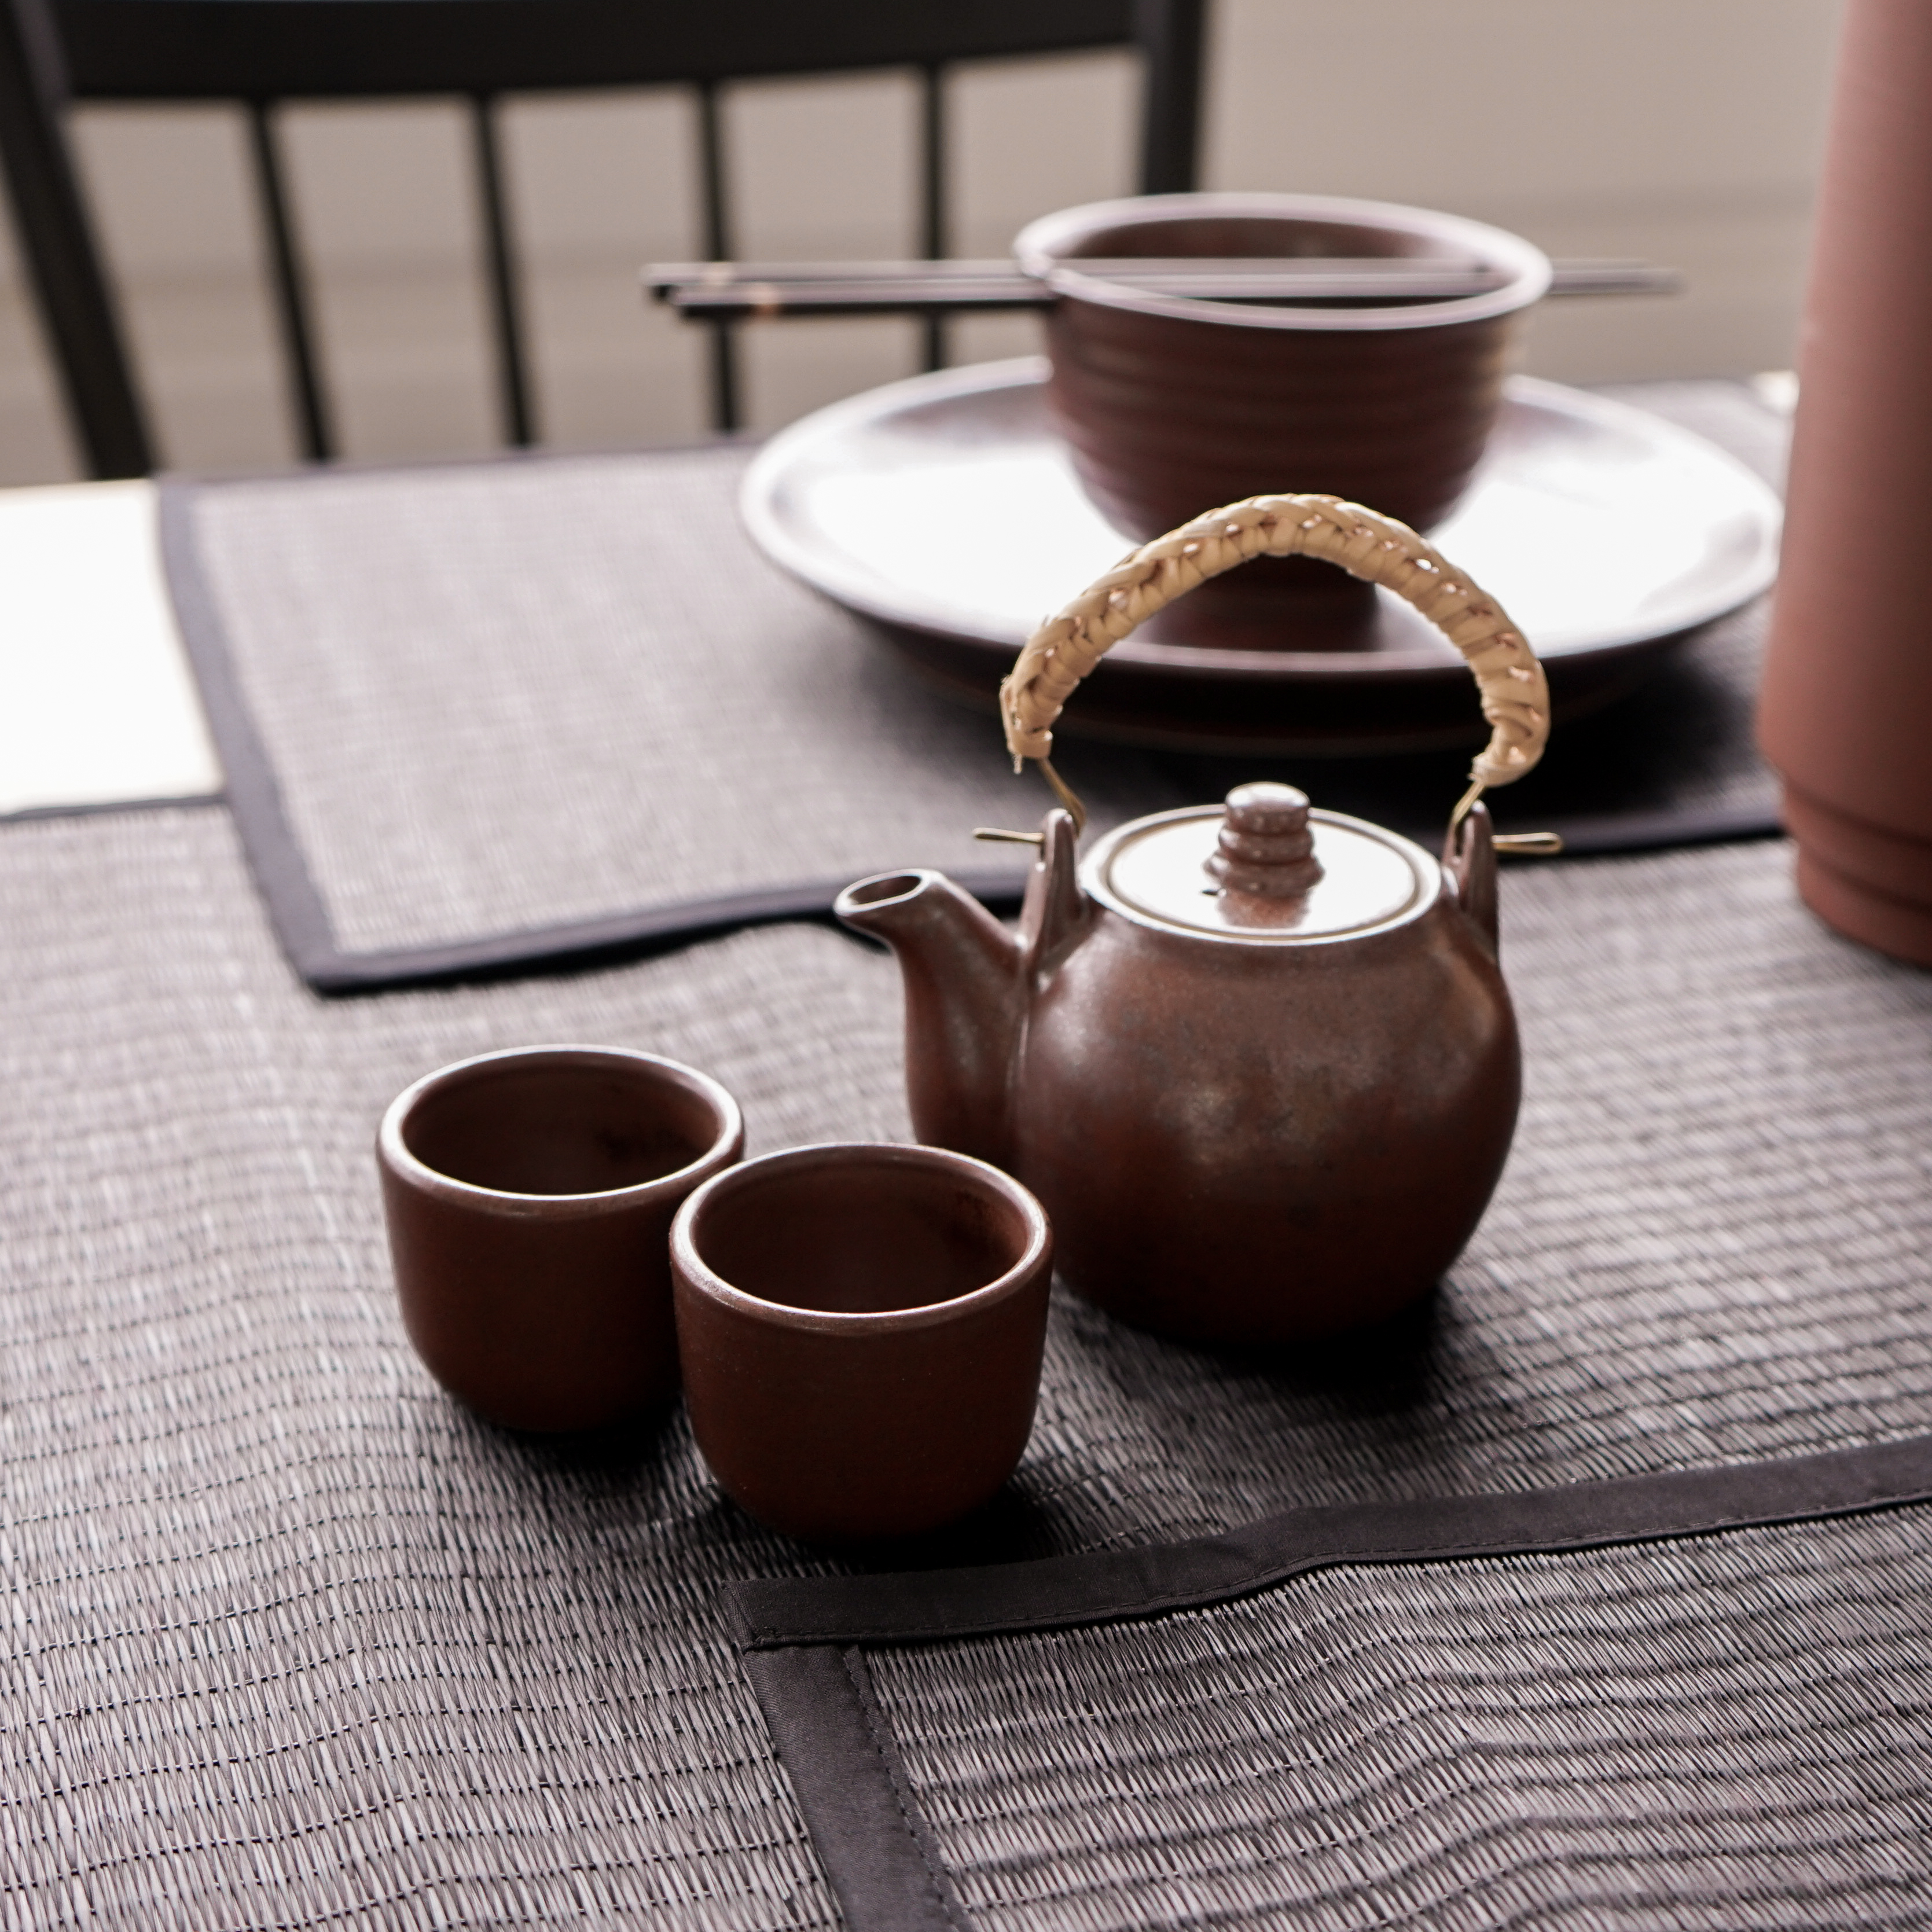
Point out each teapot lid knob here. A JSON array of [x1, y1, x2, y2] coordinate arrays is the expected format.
[[1204, 783, 1325, 899]]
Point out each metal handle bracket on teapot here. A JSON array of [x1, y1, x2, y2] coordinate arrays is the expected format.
[[994, 493, 1558, 849]]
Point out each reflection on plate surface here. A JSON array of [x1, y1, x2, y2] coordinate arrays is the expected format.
[[741, 359, 1781, 752]]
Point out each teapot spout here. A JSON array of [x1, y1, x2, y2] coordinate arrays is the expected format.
[[835, 870, 1025, 1166]]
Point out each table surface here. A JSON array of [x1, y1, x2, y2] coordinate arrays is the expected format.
[[9, 388, 1931, 1932], [0, 373, 1795, 828], [0, 480, 220, 817]]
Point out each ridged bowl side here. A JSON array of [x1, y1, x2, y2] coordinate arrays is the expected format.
[[1019, 195, 1549, 545]]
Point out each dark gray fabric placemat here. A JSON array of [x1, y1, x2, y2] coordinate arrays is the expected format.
[[1172, 379, 1789, 847], [869, 1505, 1932, 1930], [159, 449, 1191, 988], [733, 1439, 1932, 1930], [160, 381, 1788, 991], [5, 803, 1927, 1924]]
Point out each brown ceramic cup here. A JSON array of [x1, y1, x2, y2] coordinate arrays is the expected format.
[[379, 1046, 743, 1432], [671, 1143, 1052, 1543], [1016, 192, 1548, 640]]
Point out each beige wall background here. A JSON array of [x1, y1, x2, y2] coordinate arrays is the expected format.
[[0, 0, 1842, 485]]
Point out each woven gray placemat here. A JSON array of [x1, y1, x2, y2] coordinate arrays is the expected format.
[[1167, 379, 1786, 847], [870, 1506, 1932, 1930], [162, 446, 1189, 985], [4, 806, 1927, 1924], [159, 381, 1787, 990], [730, 1438, 1932, 1930]]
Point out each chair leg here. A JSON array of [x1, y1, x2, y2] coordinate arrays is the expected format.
[[0, 0, 152, 476], [246, 100, 333, 462], [471, 94, 535, 447]]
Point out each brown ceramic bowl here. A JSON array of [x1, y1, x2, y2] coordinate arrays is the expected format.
[[671, 1143, 1052, 1544], [379, 1046, 743, 1432], [1016, 192, 1549, 631]]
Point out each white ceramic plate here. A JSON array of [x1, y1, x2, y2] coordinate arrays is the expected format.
[[741, 359, 1782, 751]]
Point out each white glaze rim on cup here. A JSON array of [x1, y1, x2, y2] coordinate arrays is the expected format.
[[671, 1141, 1052, 1336], [379, 1045, 743, 1217], [1016, 189, 1552, 333]]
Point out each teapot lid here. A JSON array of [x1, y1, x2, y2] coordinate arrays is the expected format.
[[1085, 783, 1437, 945]]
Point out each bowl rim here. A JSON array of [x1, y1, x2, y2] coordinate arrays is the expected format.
[[1014, 190, 1551, 332]]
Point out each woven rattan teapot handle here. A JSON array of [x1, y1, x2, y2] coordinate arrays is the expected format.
[[999, 493, 1551, 829]]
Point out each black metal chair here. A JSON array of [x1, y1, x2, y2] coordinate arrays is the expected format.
[[0, 0, 1206, 477]]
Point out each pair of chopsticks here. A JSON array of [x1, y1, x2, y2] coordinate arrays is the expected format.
[[646, 256, 1681, 321]]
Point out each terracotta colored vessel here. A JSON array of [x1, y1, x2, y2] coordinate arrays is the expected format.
[[1757, 0, 1932, 965], [671, 1144, 1052, 1542], [838, 789, 1518, 1345], [379, 1046, 742, 1431], [1016, 192, 1549, 637]]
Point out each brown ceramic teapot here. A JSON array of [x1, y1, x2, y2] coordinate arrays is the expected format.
[[838, 494, 1554, 1345]]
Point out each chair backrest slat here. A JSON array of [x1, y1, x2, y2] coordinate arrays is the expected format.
[[469, 93, 534, 446], [1135, 0, 1206, 194], [918, 60, 947, 374], [245, 98, 333, 461], [0, 0, 150, 474], [4, 0, 1204, 471], [693, 76, 740, 433]]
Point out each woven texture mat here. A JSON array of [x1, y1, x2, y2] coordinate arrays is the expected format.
[[160, 382, 1786, 991], [5, 806, 1927, 1926], [1216, 379, 1788, 846], [866, 1505, 1932, 1929], [160, 450, 1185, 989]]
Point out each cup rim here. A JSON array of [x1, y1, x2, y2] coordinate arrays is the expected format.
[[671, 1141, 1052, 1335], [378, 1044, 744, 1214], [1014, 190, 1552, 333]]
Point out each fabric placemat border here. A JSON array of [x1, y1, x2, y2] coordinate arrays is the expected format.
[[732, 1434, 1932, 1932], [154, 462, 1780, 995]]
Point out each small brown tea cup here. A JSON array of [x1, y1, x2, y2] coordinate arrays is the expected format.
[[379, 1046, 743, 1431], [671, 1143, 1052, 1543]]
